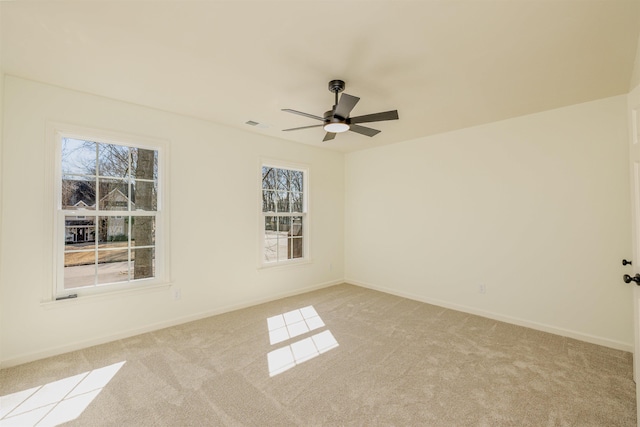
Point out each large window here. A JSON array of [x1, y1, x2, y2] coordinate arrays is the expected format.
[[261, 163, 308, 265], [55, 132, 164, 297]]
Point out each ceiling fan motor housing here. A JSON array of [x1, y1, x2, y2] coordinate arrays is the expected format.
[[328, 79, 345, 94], [324, 110, 349, 124]]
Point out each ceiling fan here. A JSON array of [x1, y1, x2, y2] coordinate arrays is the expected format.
[[282, 80, 399, 142]]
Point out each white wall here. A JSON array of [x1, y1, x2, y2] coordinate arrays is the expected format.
[[0, 75, 635, 365], [0, 5, 5, 365], [345, 95, 633, 350], [0, 76, 344, 367]]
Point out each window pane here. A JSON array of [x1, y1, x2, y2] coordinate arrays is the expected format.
[[98, 143, 130, 178], [289, 237, 303, 259], [277, 237, 289, 262], [278, 216, 291, 233], [277, 169, 290, 191], [97, 250, 129, 284], [276, 217, 292, 262], [277, 191, 289, 213], [292, 217, 303, 237], [264, 216, 278, 262], [263, 190, 276, 212], [62, 176, 96, 209], [98, 179, 130, 210], [65, 216, 96, 250], [62, 138, 96, 175], [264, 237, 278, 262], [132, 216, 155, 247], [98, 216, 129, 248], [133, 248, 155, 279], [290, 217, 303, 259], [291, 170, 303, 192], [265, 216, 277, 233], [291, 192, 303, 213], [133, 180, 157, 211], [262, 167, 276, 190], [131, 148, 158, 180], [64, 251, 95, 289]]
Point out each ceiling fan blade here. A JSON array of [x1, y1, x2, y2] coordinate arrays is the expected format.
[[334, 93, 360, 119], [349, 124, 381, 137], [281, 109, 324, 121], [323, 132, 336, 142], [349, 110, 399, 124], [282, 124, 324, 132]]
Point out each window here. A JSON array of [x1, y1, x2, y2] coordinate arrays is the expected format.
[[55, 131, 165, 298], [261, 163, 308, 265]]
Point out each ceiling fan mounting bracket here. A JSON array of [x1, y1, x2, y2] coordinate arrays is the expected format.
[[328, 79, 345, 94]]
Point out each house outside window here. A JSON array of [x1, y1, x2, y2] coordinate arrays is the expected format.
[[54, 130, 165, 298], [261, 162, 308, 265]]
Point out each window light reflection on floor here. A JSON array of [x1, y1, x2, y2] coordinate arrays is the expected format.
[[266, 305, 339, 377], [0, 361, 125, 427], [267, 305, 325, 345]]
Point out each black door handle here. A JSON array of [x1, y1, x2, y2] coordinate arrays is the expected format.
[[623, 274, 640, 284], [623, 259, 633, 266]]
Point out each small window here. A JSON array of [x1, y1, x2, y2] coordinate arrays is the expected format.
[[261, 163, 308, 265], [55, 132, 165, 298]]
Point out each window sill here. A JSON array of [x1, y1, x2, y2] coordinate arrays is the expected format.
[[40, 282, 173, 309], [258, 259, 313, 271]]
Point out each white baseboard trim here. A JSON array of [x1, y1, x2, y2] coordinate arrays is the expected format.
[[345, 278, 633, 353], [0, 279, 342, 369], [4, 277, 631, 368]]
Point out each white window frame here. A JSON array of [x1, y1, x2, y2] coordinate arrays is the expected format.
[[259, 160, 309, 267], [50, 124, 169, 299]]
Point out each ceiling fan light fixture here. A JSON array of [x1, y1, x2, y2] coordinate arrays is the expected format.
[[324, 122, 350, 133]]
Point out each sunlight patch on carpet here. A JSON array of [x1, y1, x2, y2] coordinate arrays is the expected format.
[[267, 305, 325, 345], [267, 306, 338, 377], [0, 361, 125, 426]]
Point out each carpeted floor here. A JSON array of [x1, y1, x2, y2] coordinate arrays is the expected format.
[[0, 284, 636, 426]]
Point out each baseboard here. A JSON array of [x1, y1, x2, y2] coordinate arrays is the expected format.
[[4, 277, 631, 368], [345, 278, 633, 353], [0, 279, 343, 369]]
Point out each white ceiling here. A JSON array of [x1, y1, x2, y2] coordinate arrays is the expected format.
[[2, 1, 639, 152]]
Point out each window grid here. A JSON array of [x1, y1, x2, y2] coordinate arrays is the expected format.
[[261, 165, 307, 265], [58, 137, 159, 295]]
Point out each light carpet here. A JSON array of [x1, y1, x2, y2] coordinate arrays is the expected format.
[[0, 284, 635, 426]]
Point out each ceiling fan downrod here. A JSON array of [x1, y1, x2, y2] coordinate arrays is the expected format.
[[328, 79, 345, 107]]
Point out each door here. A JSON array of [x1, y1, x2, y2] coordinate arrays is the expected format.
[[627, 91, 640, 426]]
